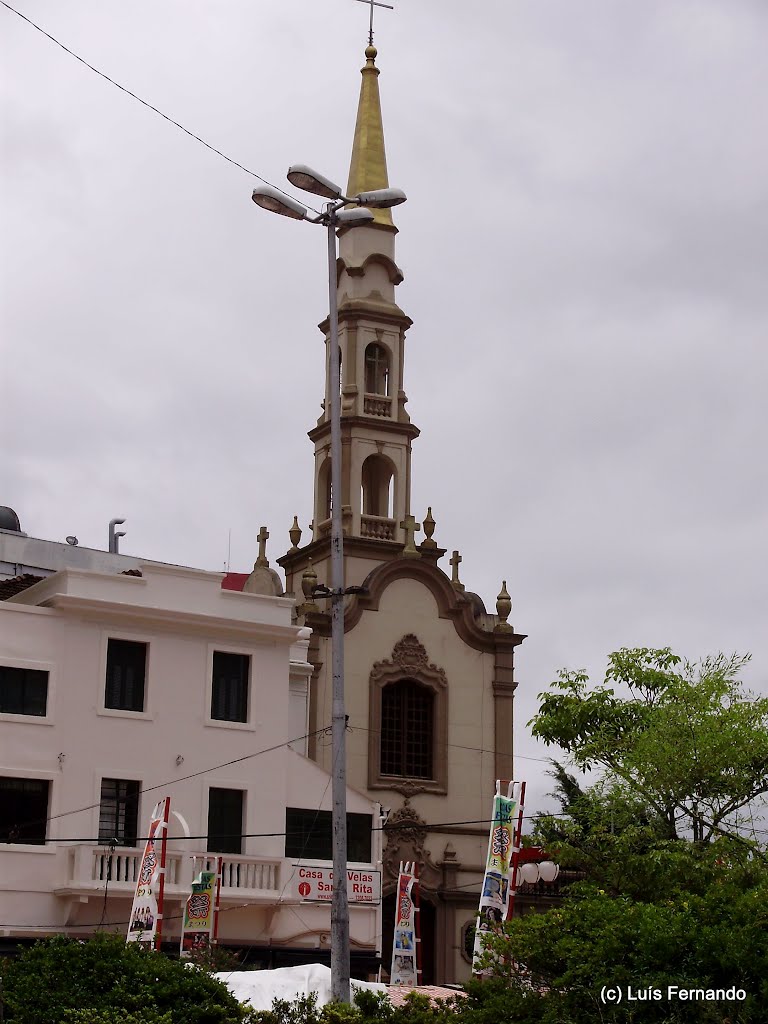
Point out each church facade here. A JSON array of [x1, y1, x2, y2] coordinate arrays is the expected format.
[[270, 43, 526, 984]]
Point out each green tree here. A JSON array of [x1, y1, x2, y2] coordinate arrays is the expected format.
[[465, 648, 768, 1022], [474, 871, 768, 1023], [531, 648, 768, 849], [0, 934, 250, 1024]]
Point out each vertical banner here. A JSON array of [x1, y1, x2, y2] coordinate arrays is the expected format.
[[126, 797, 170, 949], [472, 781, 522, 974], [390, 861, 419, 987], [507, 782, 527, 923], [180, 862, 219, 957]]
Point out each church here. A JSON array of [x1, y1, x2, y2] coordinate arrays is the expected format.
[[251, 39, 527, 984]]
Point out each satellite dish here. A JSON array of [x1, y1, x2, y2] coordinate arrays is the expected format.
[[65, 536, 79, 546]]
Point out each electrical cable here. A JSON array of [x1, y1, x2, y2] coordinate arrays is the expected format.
[[8, 725, 553, 837], [0, 0, 320, 213], [20, 812, 576, 848], [9, 726, 330, 836]]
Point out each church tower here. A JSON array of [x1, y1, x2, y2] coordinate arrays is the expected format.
[[281, 44, 419, 601], [277, 43, 526, 986]]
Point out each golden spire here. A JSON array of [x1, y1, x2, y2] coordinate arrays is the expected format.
[[345, 45, 394, 229]]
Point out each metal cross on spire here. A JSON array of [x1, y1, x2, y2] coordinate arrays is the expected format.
[[354, 0, 394, 46]]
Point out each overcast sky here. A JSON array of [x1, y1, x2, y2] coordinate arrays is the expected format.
[[2, 0, 767, 820]]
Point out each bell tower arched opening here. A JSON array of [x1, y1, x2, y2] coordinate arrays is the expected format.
[[365, 342, 390, 396], [318, 458, 332, 522], [361, 454, 394, 519]]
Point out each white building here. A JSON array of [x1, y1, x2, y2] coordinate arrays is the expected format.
[[0, 558, 381, 973]]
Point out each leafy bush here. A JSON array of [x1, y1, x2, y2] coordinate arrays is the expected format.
[[62, 1011, 174, 1024], [0, 934, 250, 1024]]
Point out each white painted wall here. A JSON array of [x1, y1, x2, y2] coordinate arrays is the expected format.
[[0, 563, 379, 963]]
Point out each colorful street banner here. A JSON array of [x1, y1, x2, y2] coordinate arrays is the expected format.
[[180, 860, 221, 957], [472, 781, 524, 973], [390, 861, 419, 987], [126, 797, 170, 949]]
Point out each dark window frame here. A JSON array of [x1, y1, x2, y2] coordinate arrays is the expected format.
[[0, 776, 50, 844], [99, 778, 141, 847], [380, 680, 434, 779], [210, 651, 250, 724], [0, 665, 49, 717], [207, 787, 244, 855], [284, 807, 373, 863], [104, 638, 147, 713]]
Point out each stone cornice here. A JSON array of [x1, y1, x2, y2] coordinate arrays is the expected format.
[[317, 301, 413, 335], [27, 594, 301, 643], [295, 557, 526, 653], [277, 533, 404, 575], [308, 416, 420, 445]]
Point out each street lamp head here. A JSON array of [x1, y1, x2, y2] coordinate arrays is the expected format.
[[287, 164, 344, 200], [335, 208, 375, 226], [251, 186, 308, 220], [353, 187, 407, 209]]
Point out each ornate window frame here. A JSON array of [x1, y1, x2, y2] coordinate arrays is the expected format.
[[368, 634, 448, 796]]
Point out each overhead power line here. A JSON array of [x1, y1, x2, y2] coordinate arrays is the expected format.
[[0, 0, 317, 211], [10, 727, 331, 836]]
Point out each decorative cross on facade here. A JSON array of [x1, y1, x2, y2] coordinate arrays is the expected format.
[[354, 0, 394, 46], [399, 514, 421, 558], [256, 525, 269, 566], [450, 549, 465, 591]]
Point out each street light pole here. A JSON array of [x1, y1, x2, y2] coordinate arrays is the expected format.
[[252, 171, 405, 1004], [325, 203, 350, 1003]]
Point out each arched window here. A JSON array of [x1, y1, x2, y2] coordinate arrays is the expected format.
[[318, 459, 332, 520], [368, 635, 448, 795], [361, 454, 393, 518], [365, 343, 390, 395], [380, 680, 434, 779]]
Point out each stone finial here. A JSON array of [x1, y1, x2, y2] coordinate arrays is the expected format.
[[289, 516, 302, 551], [420, 507, 437, 549], [450, 550, 464, 592], [399, 514, 421, 559], [301, 560, 318, 606], [495, 580, 513, 632]]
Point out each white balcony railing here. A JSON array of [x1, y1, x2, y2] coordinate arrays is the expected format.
[[57, 846, 283, 904]]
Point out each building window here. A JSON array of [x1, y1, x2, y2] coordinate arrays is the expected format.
[[0, 777, 50, 844], [285, 808, 372, 863], [0, 665, 48, 717], [381, 681, 434, 778], [207, 788, 244, 855], [368, 636, 448, 796], [105, 639, 147, 712], [99, 779, 140, 847], [211, 652, 249, 723], [365, 343, 390, 395]]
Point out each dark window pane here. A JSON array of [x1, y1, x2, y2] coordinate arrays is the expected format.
[[285, 808, 372, 862], [211, 652, 249, 723], [347, 813, 373, 863], [99, 778, 140, 846], [208, 787, 243, 854], [105, 640, 147, 712], [0, 666, 48, 716], [381, 681, 433, 779], [0, 777, 49, 844]]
